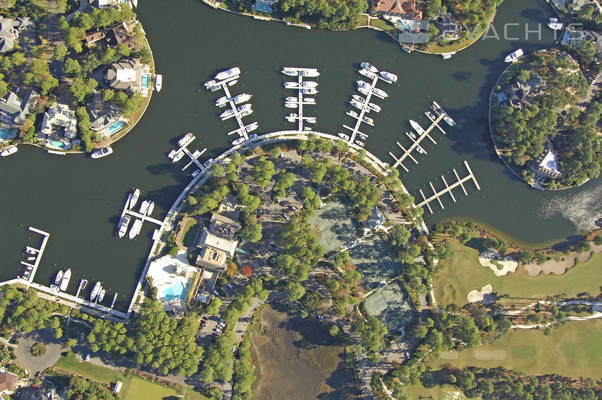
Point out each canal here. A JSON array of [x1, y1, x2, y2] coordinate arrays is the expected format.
[[0, 0, 599, 309]]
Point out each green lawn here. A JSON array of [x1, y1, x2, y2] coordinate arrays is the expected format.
[[182, 218, 200, 248], [434, 241, 602, 306], [122, 376, 180, 400], [54, 354, 126, 384], [433, 319, 602, 379], [404, 382, 470, 400]]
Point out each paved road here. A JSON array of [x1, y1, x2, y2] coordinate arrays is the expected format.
[[15, 329, 67, 377]]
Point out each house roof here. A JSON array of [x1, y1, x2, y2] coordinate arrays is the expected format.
[[197, 228, 238, 258], [0, 89, 37, 125], [0, 370, 18, 393], [106, 59, 145, 91], [372, 0, 422, 19], [0, 16, 33, 53]]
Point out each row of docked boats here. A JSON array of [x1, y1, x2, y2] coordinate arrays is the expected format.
[[89, 281, 105, 303], [204, 67, 241, 91], [216, 93, 252, 108], [51, 268, 72, 292], [359, 62, 398, 84], [220, 103, 253, 120], [117, 188, 155, 239], [285, 113, 316, 124]]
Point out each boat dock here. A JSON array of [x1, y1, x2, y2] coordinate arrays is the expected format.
[[20, 227, 50, 282], [389, 113, 445, 172], [168, 133, 209, 174], [282, 67, 318, 132], [415, 161, 480, 214], [119, 197, 163, 227]]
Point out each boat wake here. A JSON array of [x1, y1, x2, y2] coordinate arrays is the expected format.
[[537, 184, 602, 231]]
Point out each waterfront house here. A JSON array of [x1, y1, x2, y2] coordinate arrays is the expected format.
[[503, 73, 546, 109], [209, 213, 241, 240], [371, 0, 422, 19], [532, 146, 562, 179], [434, 13, 460, 40], [105, 58, 151, 96], [0, 89, 38, 125], [106, 20, 138, 48], [0, 369, 18, 397], [551, 0, 601, 13], [40, 103, 78, 140], [87, 93, 123, 137], [0, 16, 34, 53]]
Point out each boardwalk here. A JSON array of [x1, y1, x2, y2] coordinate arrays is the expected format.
[[389, 114, 445, 172], [282, 67, 319, 132], [20, 227, 50, 282], [415, 160, 480, 214]]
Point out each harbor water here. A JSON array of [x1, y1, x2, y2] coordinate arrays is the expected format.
[[0, 0, 599, 309]]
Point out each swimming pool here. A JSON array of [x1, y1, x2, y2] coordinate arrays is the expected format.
[[0, 128, 17, 141], [142, 74, 150, 89], [254, 3, 272, 13], [48, 140, 70, 150], [108, 120, 125, 135], [161, 282, 190, 302]]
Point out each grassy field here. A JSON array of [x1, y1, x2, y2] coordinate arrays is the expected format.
[[182, 218, 200, 248], [433, 319, 602, 379], [434, 241, 602, 306], [54, 354, 126, 384], [404, 383, 469, 400], [122, 376, 180, 400]]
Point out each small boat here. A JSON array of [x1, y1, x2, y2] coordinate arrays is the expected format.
[[425, 110, 437, 120], [90, 146, 113, 159], [406, 131, 416, 140], [168, 149, 178, 159], [305, 117, 316, 124], [356, 80, 371, 89], [240, 109, 253, 117], [172, 151, 185, 162], [203, 158, 214, 169], [128, 219, 143, 240], [410, 120, 425, 135], [208, 84, 220, 92], [286, 96, 298, 103], [302, 81, 318, 88], [54, 270, 64, 286], [118, 215, 131, 238], [139, 200, 150, 215], [215, 67, 240, 81], [304, 127, 312, 131], [1, 146, 18, 157], [178, 132, 195, 147], [362, 116, 374, 125], [302, 88, 318, 95], [60, 268, 71, 291], [416, 146, 425, 155], [220, 109, 236, 119], [232, 93, 252, 104], [285, 102, 297, 108], [25, 247, 36, 255], [204, 79, 217, 89], [352, 94, 366, 103], [379, 71, 398, 83], [368, 102, 381, 112], [97, 288, 105, 303], [249, 133, 257, 139], [547, 18, 563, 31], [282, 67, 298, 76], [228, 79, 238, 86], [432, 101, 456, 126], [216, 96, 228, 107], [285, 113, 298, 122], [505, 48, 524, 63], [244, 122, 258, 132], [444, 115, 456, 127], [358, 133, 368, 140], [90, 282, 102, 301], [303, 98, 316, 104], [372, 87, 388, 99], [237, 104, 252, 113], [154, 74, 163, 92], [284, 82, 300, 89], [147, 201, 155, 215], [232, 136, 245, 146], [355, 140, 365, 147], [350, 99, 368, 112], [359, 69, 377, 79], [357, 86, 370, 96], [347, 110, 359, 119], [130, 188, 140, 209], [27, 256, 35, 261], [338, 133, 350, 141], [360, 62, 378, 73], [299, 68, 320, 77]]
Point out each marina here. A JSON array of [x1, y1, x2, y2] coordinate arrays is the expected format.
[[415, 161, 481, 214], [342, 62, 394, 145], [116, 188, 164, 241], [282, 67, 319, 132], [389, 107, 448, 173], [167, 132, 209, 174], [19, 227, 50, 283]]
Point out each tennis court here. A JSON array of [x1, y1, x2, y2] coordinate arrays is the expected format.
[[349, 234, 398, 290], [310, 201, 359, 253], [364, 280, 417, 334]]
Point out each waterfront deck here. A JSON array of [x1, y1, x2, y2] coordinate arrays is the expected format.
[[389, 113, 445, 172], [415, 160, 480, 214], [20, 227, 50, 282]]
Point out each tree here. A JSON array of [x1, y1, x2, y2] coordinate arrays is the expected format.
[[206, 297, 222, 315], [284, 281, 305, 302], [250, 156, 276, 187], [240, 217, 262, 242], [329, 324, 340, 336], [241, 265, 252, 277], [53, 45, 68, 62], [391, 225, 411, 247]]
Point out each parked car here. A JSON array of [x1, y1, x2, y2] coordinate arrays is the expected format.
[[213, 290, 219, 296]]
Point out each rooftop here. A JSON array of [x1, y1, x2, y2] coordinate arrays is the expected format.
[[197, 227, 238, 258]]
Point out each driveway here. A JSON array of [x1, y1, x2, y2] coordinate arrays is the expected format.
[[15, 329, 67, 376]]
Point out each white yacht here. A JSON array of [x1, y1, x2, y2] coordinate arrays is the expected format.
[[416, 146, 426, 154], [220, 109, 236, 119], [204, 79, 217, 89], [362, 116, 374, 125], [338, 133, 350, 141], [130, 188, 140, 209], [154, 74, 163, 92], [232, 93, 252, 104], [350, 99, 367, 111], [203, 158, 214, 169], [302, 88, 318, 95], [216, 96, 229, 107], [305, 117, 317, 124], [303, 98, 316, 104], [359, 69, 377, 80], [147, 201, 155, 216], [282, 67, 298, 76], [60, 268, 71, 292], [97, 288, 105, 303], [239, 109, 253, 118], [358, 132, 368, 140], [347, 110, 360, 119], [285, 113, 298, 122], [357, 86, 370, 96], [237, 104, 252, 113], [128, 219, 143, 240], [285, 96, 298, 103], [215, 67, 240, 81], [168, 149, 178, 159], [406, 131, 416, 140], [368, 102, 381, 112], [90, 146, 113, 159], [118, 215, 131, 238], [372, 87, 388, 99], [410, 120, 425, 135], [228, 79, 238, 86], [90, 282, 102, 301], [172, 151, 185, 162], [547, 18, 563, 31], [139, 200, 150, 215], [355, 140, 365, 147], [379, 71, 398, 83], [232, 136, 245, 146], [352, 94, 366, 103], [2, 146, 19, 157], [299, 68, 320, 77], [425, 110, 437, 120], [178, 132, 195, 147], [302, 81, 318, 88], [284, 82, 300, 89], [54, 270, 63, 286], [244, 122, 258, 132], [505, 48, 524, 63], [356, 80, 371, 89], [285, 102, 297, 108], [360, 62, 378, 73]]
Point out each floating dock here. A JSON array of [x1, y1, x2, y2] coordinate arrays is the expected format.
[[415, 161, 480, 214], [20, 227, 50, 282], [282, 67, 319, 132], [119, 197, 163, 227], [168, 133, 208, 174], [210, 72, 257, 142], [389, 113, 445, 172]]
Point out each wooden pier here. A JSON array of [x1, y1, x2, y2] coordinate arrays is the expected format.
[[345, 75, 377, 144], [282, 67, 318, 132], [20, 227, 50, 282], [415, 161, 480, 214], [389, 113, 445, 172]]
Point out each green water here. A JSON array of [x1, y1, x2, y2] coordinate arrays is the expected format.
[[0, 0, 599, 309]]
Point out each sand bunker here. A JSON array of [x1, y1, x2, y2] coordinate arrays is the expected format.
[[479, 250, 518, 276], [467, 284, 493, 303], [525, 248, 599, 277]]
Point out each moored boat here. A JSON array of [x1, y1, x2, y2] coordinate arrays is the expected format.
[[352, 94, 366, 103], [357, 86, 370, 96], [284, 82, 300, 89], [285, 96, 298, 103], [443, 115, 456, 127], [356, 80, 371, 89], [118, 215, 131, 238], [372, 87, 388, 99], [425, 110, 437, 120], [357, 132, 368, 140], [237, 104, 252, 113], [249, 133, 257, 139], [547, 18, 563, 31], [302, 81, 318, 88], [282, 67, 298, 76], [368, 102, 381, 112], [285, 102, 297, 108], [347, 110, 360, 119], [216, 96, 228, 107], [60, 268, 71, 291], [97, 288, 105, 303], [220, 109, 235, 119], [90, 282, 102, 301], [416, 146, 425, 154], [147, 201, 155, 215], [410, 120, 424, 134], [360, 62, 378, 73], [355, 140, 365, 147], [505, 48, 524, 63], [228, 79, 238, 86], [303, 97, 316, 104], [178, 132, 195, 147], [350, 99, 365, 111], [232, 93, 252, 104], [1, 145, 18, 157], [362, 116, 374, 125], [302, 88, 318, 95], [379, 71, 398, 83], [215, 67, 240, 81], [232, 136, 245, 146], [128, 219, 143, 240], [406, 131, 416, 140], [54, 270, 63, 286], [244, 122, 258, 132], [130, 188, 140, 209], [90, 146, 113, 159], [204, 79, 217, 89], [299, 68, 320, 77], [154, 74, 163, 92], [139, 200, 149, 215], [338, 133, 350, 141], [359, 69, 377, 79], [172, 151, 185, 162]]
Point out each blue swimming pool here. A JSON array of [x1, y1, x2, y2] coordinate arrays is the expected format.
[[161, 282, 189, 302], [0, 128, 17, 141], [142, 74, 150, 89], [108, 120, 125, 135], [48, 140, 69, 150]]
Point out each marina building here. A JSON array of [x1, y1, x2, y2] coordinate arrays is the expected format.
[[39, 103, 78, 140], [0, 89, 38, 125], [105, 58, 151, 96], [0, 16, 34, 53]]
